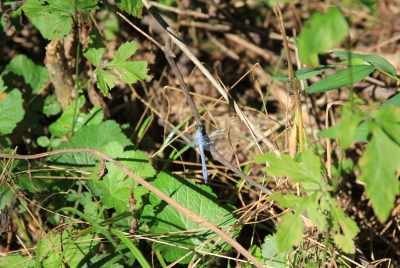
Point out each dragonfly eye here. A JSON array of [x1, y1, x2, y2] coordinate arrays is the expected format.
[[195, 125, 204, 131]]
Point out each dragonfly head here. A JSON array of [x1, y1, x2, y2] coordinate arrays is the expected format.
[[194, 125, 204, 131]]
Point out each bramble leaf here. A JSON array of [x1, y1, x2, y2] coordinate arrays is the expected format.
[[0, 89, 24, 135], [89, 142, 155, 214], [5, 54, 49, 94], [84, 26, 105, 67], [49, 96, 103, 136], [22, 0, 99, 39], [262, 235, 288, 267], [115, 0, 143, 18], [141, 172, 237, 264], [50, 120, 132, 166], [96, 70, 117, 98], [105, 41, 150, 84]]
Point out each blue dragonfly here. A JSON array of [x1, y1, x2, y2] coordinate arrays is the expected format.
[[161, 122, 225, 183], [194, 124, 210, 182]]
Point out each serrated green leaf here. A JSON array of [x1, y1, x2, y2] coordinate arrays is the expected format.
[[89, 142, 155, 213], [84, 26, 105, 67], [306, 65, 374, 93], [111, 61, 149, 84], [275, 213, 303, 252], [298, 192, 327, 230], [115, 0, 143, 18], [330, 199, 359, 253], [107, 41, 138, 64], [255, 149, 321, 185], [332, 51, 396, 75], [268, 193, 303, 208], [296, 7, 349, 66], [0, 253, 35, 267], [141, 172, 237, 264], [0, 89, 24, 135], [5, 54, 49, 94], [40, 231, 99, 267], [44, 12, 72, 39], [96, 69, 117, 98], [359, 127, 400, 222], [261, 235, 288, 267], [50, 120, 132, 166], [49, 96, 103, 136], [85, 48, 105, 68], [105, 41, 149, 84], [77, 0, 99, 10], [23, 0, 99, 39]]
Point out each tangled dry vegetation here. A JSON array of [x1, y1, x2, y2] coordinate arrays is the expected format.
[[1, 0, 399, 267]]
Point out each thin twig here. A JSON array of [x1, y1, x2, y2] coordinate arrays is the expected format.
[[164, 38, 202, 125]]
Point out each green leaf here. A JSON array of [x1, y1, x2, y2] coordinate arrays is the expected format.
[[43, 94, 62, 116], [141, 172, 237, 264], [373, 106, 400, 144], [306, 65, 375, 93], [380, 93, 400, 109], [318, 120, 370, 142], [0, 89, 24, 135], [107, 41, 138, 64], [22, 0, 99, 39], [268, 193, 303, 208], [255, 149, 321, 186], [110, 61, 150, 84], [332, 51, 396, 75], [105, 41, 150, 84], [275, 213, 303, 252], [359, 127, 400, 222], [89, 142, 155, 213], [50, 120, 132, 166], [0, 76, 7, 93], [330, 199, 360, 253], [261, 235, 288, 267], [40, 231, 99, 267], [84, 26, 105, 67], [37, 136, 50, 147], [115, 0, 143, 18], [96, 69, 117, 98], [296, 7, 349, 66], [336, 105, 363, 149], [5, 54, 49, 94], [0, 254, 35, 267], [44, 12, 72, 39], [49, 96, 103, 136]]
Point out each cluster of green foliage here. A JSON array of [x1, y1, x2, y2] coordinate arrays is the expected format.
[[0, 0, 399, 267]]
